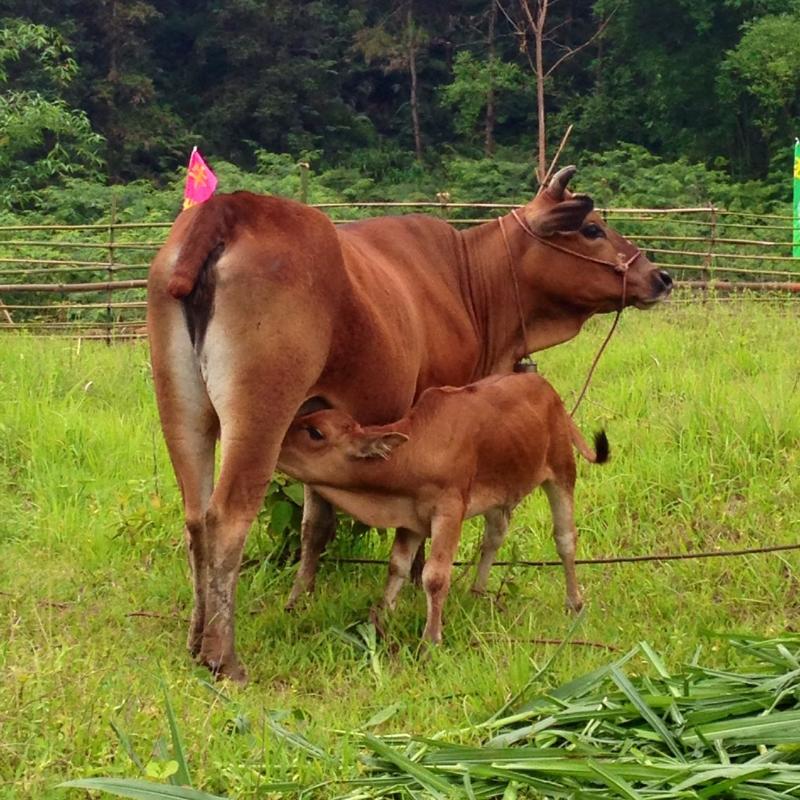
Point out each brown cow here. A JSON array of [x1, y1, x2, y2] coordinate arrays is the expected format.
[[280, 372, 609, 643], [147, 166, 671, 680]]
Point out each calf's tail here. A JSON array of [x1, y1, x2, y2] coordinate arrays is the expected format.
[[568, 417, 610, 464], [167, 196, 236, 299]]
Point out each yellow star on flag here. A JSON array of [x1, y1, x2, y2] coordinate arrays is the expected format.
[[188, 162, 209, 188]]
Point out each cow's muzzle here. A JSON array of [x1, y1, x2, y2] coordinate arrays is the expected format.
[[634, 269, 672, 309], [656, 270, 673, 293]]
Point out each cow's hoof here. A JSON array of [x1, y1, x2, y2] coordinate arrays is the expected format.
[[469, 586, 487, 597], [199, 646, 248, 684], [206, 658, 248, 684], [187, 637, 203, 659], [219, 661, 248, 684]]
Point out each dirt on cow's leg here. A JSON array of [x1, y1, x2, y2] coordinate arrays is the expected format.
[[421, 502, 465, 644], [409, 537, 426, 586], [285, 488, 337, 610], [471, 506, 511, 595], [543, 479, 584, 613]]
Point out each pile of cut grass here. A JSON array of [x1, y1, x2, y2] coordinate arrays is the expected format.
[[350, 633, 800, 799]]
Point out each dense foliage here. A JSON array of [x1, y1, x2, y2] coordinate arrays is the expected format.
[[1, 1, 800, 214]]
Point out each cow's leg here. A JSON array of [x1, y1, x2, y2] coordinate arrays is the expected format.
[[471, 506, 511, 595], [182, 434, 216, 657], [148, 302, 218, 658], [199, 406, 299, 681], [422, 504, 465, 644], [285, 487, 337, 610], [198, 332, 326, 681], [542, 480, 583, 613], [381, 527, 427, 611]]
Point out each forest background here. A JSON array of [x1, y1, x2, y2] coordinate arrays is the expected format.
[[1, 0, 799, 221]]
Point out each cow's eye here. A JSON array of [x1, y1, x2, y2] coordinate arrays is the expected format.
[[306, 426, 324, 441], [581, 223, 605, 240]]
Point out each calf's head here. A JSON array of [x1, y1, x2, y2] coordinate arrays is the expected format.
[[517, 166, 672, 313], [280, 409, 409, 485]]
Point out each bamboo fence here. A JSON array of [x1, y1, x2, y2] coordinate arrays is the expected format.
[[0, 202, 798, 341]]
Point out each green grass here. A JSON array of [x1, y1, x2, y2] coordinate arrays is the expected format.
[[1, 295, 799, 799]]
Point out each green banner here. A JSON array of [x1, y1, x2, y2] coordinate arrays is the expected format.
[[794, 140, 800, 258]]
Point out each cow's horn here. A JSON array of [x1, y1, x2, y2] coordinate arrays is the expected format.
[[547, 165, 577, 200]]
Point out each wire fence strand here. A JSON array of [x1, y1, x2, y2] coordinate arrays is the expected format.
[[325, 542, 800, 570]]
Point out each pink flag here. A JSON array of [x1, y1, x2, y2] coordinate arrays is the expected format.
[[182, 147, 218, 210]]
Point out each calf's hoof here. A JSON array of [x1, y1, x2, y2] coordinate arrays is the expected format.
[[285, 578, 314, 612], [283, 597, 298, 613], [368, 604, 387, 640], [565, 595, 584, 614], [421, 627, 443, 646]]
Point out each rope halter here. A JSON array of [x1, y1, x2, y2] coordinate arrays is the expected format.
[[499, 207, 644, 415]]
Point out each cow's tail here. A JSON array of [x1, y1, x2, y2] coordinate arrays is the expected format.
[[167, 197, 236, 299], [568, 417, 609, 464]]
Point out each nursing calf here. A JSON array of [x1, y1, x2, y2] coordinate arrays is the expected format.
[[280, 372, 608, 643]]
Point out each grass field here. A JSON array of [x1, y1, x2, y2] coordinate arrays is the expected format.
[[1, 296, 799, 799]]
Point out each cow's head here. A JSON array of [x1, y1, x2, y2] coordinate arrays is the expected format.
[[517, 166, 672, 313], [280, 409, 409, 484]]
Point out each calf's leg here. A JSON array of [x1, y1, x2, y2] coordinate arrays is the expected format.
[[422, 504, 465, 643], [471, 506, 511, 595], [542, 480, 583, 613], [381, 527, 427, 611], [285, 487, 337, 610], [408, 537, 426, 587]]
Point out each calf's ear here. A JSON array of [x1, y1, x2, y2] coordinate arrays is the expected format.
[[353, 432, 409, 460], [527, 194, 594, 237]]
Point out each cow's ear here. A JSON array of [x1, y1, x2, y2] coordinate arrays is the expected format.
[[527, 194, 594, 237], [352, 432, 409, 460]]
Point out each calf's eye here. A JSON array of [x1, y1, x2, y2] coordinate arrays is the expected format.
[[306, 426, 325, 441], [581, 223, 605, 240]]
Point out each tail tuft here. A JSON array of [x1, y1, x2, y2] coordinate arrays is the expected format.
[[593, 430, 610, 464]]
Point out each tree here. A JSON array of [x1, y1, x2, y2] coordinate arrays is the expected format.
[[353, 1, 430, 160], [0, 19, 103, 207], [504, 0, 614, 181], [440, 50, 522, 153], [718, 11, 800, 175]]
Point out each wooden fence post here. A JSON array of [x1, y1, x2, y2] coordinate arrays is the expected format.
[[703, 205, 718, 290], [298, 161, 310, 204], [106, 193, 117, 345], [0, 297, 13, 325]]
